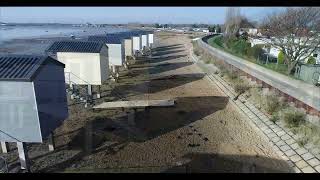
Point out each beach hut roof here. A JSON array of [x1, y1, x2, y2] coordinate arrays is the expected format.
[[129, 31, 146, 36], [88, 34, 124, 44], [115, 31, 136, 39], [0, 54, 64, 82], [46, 41, 104, 53]]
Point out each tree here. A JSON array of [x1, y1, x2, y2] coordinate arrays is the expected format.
[[154, 23, 161, 28], [192, 24, 199, 28], [224, 8, 255, 39], [237, 31, 249, 40], [261, 7, 320, 74], [246, 45, 263, 59], [239, 17, 255, 28], [208, 25, 216, 32], [224, 7, 242, 38], [216, 25, 222, 33]]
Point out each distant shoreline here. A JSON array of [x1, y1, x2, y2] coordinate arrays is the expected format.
[[0, 26, 132, 55]]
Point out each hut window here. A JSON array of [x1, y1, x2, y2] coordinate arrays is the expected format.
[[313, 54, 318, 57]]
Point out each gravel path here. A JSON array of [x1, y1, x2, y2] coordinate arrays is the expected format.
[[2, 32, 292, 173]]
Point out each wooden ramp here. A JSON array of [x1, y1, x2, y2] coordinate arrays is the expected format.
[[93, 99, 175, 109]]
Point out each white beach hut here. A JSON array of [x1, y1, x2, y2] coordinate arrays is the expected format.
[[88, 35, 125, 79], [115, 32, 136, 67], [140, 32, 149, 51], [147, 31, 154, 48], [131, 31, 143, 56], [46, 41, 109, 99], [115, 32, 135, 56]]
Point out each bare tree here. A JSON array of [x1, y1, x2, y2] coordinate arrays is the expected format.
[[224, 8, 255, 38], [224, 7, 242, 38], [261, 7, 320, 74]]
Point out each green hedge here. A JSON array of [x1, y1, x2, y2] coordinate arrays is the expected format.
[[208, 35, 223, 48], [247, 45, 264, 59], [207, 36, 291, 76]]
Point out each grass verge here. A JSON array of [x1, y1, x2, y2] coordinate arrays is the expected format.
[[193, 41, 320, 150]]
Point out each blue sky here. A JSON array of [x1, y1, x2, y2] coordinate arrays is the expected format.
[[0, 7, 285, 24]]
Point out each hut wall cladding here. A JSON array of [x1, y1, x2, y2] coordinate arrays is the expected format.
[[132, 36, 141, 53], [56, 46, 109, 85], [148, 34, 154, 45], [124, 39, 133, 57], [141, 34, 148, 48], [0, 81, 40, 142], [100, 46, 109, 81], [0, 61, 67, 143], [107, 43, 125, 66], [33, 61, 68, 139]]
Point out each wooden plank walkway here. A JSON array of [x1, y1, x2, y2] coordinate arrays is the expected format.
[[93, 99, 175, 109]]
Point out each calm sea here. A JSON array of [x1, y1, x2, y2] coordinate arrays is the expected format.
[[0, 25, 130, 54], [0, 25, 129, 43]]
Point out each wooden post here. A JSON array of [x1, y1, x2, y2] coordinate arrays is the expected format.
[[96, 85, 101, 99], [17, 142, 30, 172], [70, 83, 74, 100], [87, 84, 92, 96], [48, 133, 55, 152], [84, 100, 88, 108], [111, 66, 117, 82], [85, 85, 92, 108], [1, 142, 9, 153], [112, 65, 117, 74]]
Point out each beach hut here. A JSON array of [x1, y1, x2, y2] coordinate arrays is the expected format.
[[117, 32, 133, 58], [0, 54, 68, 171], [140, 32, 149, 51], [147, 31, 154, 48], [131, 31, 143, 56], [116, 32, 136, 67], [88, 35, 125, 80], [46, 41, 109, 100]]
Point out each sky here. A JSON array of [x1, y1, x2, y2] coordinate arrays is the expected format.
[[0, 7, 285, 24]]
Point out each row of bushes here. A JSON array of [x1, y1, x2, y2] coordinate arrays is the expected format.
[[247, 87, 306, 126], [224, 37, 265, 61]]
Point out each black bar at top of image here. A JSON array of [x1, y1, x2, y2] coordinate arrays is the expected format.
[[1, 0, 320, 6]]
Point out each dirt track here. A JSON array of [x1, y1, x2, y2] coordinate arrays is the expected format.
[[4, 32, 292, 173]]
